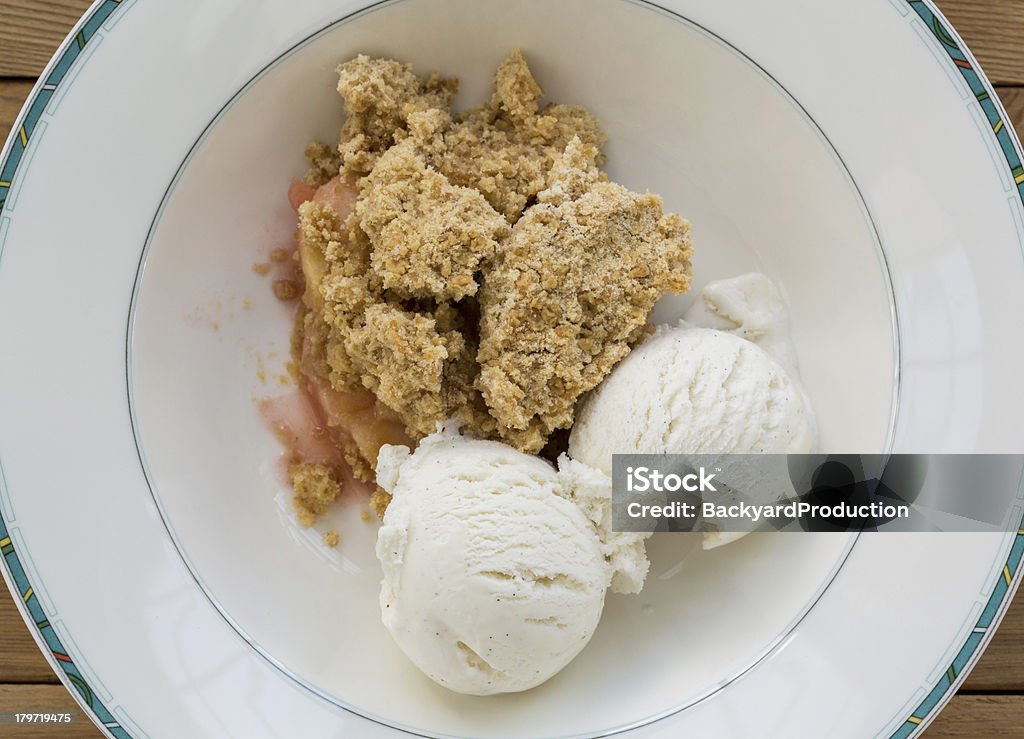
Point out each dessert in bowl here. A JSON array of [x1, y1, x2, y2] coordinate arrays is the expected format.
[[127, 0, 897, 735], [4, 0, 1024, 733]]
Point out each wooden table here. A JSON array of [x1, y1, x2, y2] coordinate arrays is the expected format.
[[0, 0, 1022, 736]]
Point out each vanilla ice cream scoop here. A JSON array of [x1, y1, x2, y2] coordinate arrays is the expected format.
[[569, 273, 815, 549], [569, 327, 814, 474], [376, 428, 619, 695]]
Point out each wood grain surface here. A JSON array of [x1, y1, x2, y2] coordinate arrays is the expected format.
[[0, 685, 98, 738], [938, 0, 1024, 85], [0, 0, 90, 77], [0, 0, 1022, 737]]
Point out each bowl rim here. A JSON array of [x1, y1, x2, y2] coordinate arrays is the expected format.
[[0, 1, 1022, 738]]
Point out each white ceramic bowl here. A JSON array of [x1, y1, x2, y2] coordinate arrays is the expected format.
[[1, 1, 1022, 737]]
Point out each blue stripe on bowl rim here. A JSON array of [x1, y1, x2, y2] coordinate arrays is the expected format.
[[0, 1, 1020, 738], [888, 3, 1024, 736], [1, 5, 136, 736]]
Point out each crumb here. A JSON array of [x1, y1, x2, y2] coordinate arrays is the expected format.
[[210, 321, 220, 332], [476, 136, 692, 440], [242, 299, 253, 310], [429, 50, 607, 222], [273, 279, 301, 301], [357, 133, 509, 300], [289, 462, 342, 525], [345, 304, 466, 437], [270, 248, 291, 263], [360, 508, 373, 523], [256, 353, 268, 385], [303, 140, 341, 186], [323, 530, 340, 548], [369, 487, 392, 519], [252, 263, 271, 275], [335, 54, 458, 178]]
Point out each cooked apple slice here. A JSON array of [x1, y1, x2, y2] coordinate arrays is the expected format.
[[287, 178, 317, 211], [312, 175, 358, 217], [295, 175, 358, 311]]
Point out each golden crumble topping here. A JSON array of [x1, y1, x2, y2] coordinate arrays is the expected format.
[[476, 136, 693, 440], [334, 54, 458, 179], [430, 50, 606, 222], [346, 304, 459, 437], [289, 462, 342, 527], [369, 487, 393, 520], [357, 136, 510, 301], [283, 49, 693, 519], [303, 141, 341, 187]]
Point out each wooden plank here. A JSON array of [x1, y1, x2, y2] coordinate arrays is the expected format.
[[1, 80, 35, 139], [925, 695, 1024, 736], [995, 86, 1024, 131], [0, 588, 59, 684], [0, 0, 92, 78], [936, 0, 1024, 86], [0, 685, 101, 738]]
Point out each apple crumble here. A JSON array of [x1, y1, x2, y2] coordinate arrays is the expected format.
[[273, 50, 693, 524]]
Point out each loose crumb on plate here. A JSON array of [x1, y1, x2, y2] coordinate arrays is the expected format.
[[369, 487, 392, 520], [273, 279, 301, 301], [290, 462, 342, 527], [323, 530, 341, 548]]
